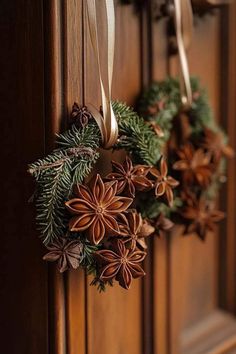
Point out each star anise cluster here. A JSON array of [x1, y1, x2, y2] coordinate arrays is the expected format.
[[106, 156, 179, 206], [63, 167, 156, 289], [58, 156, 178, 289], [168, 114, 233, 240], [92, 211, 155, 289]]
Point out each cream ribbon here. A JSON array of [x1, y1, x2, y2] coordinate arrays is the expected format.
[[85, 0, 118, 148], [173, 0, 193, 109]]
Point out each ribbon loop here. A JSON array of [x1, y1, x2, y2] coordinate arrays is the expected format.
[[173, 0, 193, 109], [85, 0, 118, 148]]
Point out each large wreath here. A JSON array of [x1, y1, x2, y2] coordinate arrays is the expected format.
[[28, 102, 179, 291]]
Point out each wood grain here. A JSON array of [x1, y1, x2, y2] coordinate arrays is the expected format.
[[151, 15, 170, 354], [167, 8, 236, 354], [0, 1, 48, 353], [84, 3, 143, 354], [43, 1, 68, 353], [61, 2, 86, 354]]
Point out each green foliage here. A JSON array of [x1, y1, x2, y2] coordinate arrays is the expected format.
[[34, 155, 72, 245], [138, 77, 180, 143], [28, 124, 100, 245], [140, 195, 183, 219], [137, 76, 220, 139], [80, 238, 99, 268], [112, 101, 162, 165], [137, 76, 231, 212], [29, 103, 165, 245]]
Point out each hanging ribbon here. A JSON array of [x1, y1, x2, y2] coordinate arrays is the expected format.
[[173, 0, 193, 109], [85, 0, 118, 148]]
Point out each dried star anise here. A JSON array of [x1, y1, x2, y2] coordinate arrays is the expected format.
[[70, 103, 93, 127], [200, 127, 234, 162], [43, 238, 83, 273], [150, 157, 179, 206], [65, 174, 133, 245], [106, 156, 153, 197], [181, 198, 225, 240], [173, 143, 212, 187], [146, 99, 166, 116], [119, 211, 155, 249], [148, 121, 164, 137], [95, 240, 146, 290], [152, 212, 174, 237]]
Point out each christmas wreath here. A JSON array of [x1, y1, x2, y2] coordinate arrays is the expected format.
[[28, 102, 179, 291], [138, 77, 233, 240]]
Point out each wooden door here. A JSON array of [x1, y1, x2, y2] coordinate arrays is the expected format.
[[1, 1, 236, 353]]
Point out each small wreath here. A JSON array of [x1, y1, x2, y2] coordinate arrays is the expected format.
[[138, 77, 233, 240], [28, 102, 179, 291]]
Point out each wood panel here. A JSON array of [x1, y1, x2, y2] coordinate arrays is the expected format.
[[62, 1, 86, 354], [219, 1, 236, 316], [151, 15, 170, 354], [162, 6, 236, 354], [2, 2, 236, 354], [84, 3, 143, 354], [0, 1, 48, 353], [43, 2, 67, 353]]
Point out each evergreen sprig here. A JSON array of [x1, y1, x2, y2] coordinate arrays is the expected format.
[[112, 101, 162, 165], [137, 77, 218, 140], [28, 124, 100, 245]]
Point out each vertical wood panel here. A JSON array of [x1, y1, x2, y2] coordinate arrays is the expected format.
[[168, 15, 222, 354], [0, 1, 48, 353], [220, 2, 236, 315], [43, 1, 67, 353], [84, 4, 143, 354], [62, 1, 86, 353], [151, 17, 169, 354]]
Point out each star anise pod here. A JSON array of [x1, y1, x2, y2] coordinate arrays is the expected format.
[[119, 211, 155, 249], [200, 127, 234, 162], [65, 174, 133, 245], [43, 238, 83, 273], [181, 198, 225, 240], [70, 103, 93, 127], [152, 213, 174, 237], [148, 121, 164, 137], [150, 157, 179, 206], [173, 143, 212, 187], [95, 240, 146, 290], [106, 156, 153, 197], [146, 99, 166, 116]]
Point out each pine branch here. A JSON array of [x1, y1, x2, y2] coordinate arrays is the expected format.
[[57, 123, 100, 150], [35, 156, 72, 244], [112, 101, 162, 165], [28, 124, 100, 245]]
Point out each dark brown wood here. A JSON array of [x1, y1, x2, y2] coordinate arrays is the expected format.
[[219, 1, 236, 315], [165, 5, 236, 353], [62, 2, 86, 353], [2, 1, 236, 353], [0, 1, 48, 353], [43, 1, 67, 353], [141, 2, 155, 354], [151, 17, 169, 354]]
